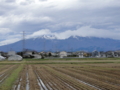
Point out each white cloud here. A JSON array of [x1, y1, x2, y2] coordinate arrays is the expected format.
[[0, 15, 52, 26], [54, 26, 120, 40], [28, 29, 52, 38], [26, 26, 120, 40], [0, 25, 120, 46], [0, 38, 20, 46], [0, 28, 12, 34]]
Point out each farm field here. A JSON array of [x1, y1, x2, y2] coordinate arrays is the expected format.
[[0, 59, 120, 90]]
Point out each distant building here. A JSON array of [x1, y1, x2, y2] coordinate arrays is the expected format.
[[8, 51, 16, 56], [24, 51, 33, 55], [51, 52, 59, 57], [100, 52, 106, 58], [0, 55, 6, 60], [105, 51, 114, 58], [59, 51, 67, 58], [8, 55, 22, 61], [23, 51, 33, 58], [92, 51, 101, 57], [67, 52, 73, 57], [76, 51, 85, 58], [33, 54, 42, 59], [113, 52, 119, 57]]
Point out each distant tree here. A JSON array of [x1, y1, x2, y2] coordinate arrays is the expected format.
[[48, 52, 52, 57], [17, 52, 23, 56]]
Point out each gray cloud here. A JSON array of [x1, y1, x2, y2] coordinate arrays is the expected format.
[[0, 0, 120, 45], [5, 0, 16, 3], [39, 0, 48, 1]]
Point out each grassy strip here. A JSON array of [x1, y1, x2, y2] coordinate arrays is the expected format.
[[0, 64, 24, 90], [24, 57, 120, 61], [26, 61, 120, 64], [0, 63, 20, 65]]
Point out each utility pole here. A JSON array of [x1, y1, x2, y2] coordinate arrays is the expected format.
[[22, 31, 25, 52], [44, 40, 46, 52]]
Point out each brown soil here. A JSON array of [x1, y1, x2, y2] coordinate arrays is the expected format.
[[13, 63, 120, 90]]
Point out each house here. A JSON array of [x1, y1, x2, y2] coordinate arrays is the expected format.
[[51, 52, 59, 57], [105, 51, 119, 58], [76, 51, 85, 58], [23, 51, 33, 58], [23, 53, 33, 58], [92, 51, 101, 57], [46, 52, 52, 57], [33, 54, 42, 59], [99, 52, 106, 58], [8, 55, 22, 60], [59, 51, 67, 58], [67, 52, 73, 57], [24, 51, 33, 55], [39, 52, 47, 57], [105, 51, 114, 58], [76, 51, 91, 57], [113, 52, 119, 57]]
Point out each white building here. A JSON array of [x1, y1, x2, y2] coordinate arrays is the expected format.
[[33, 54, 42, 59], [8, 51, 16, 56], [8, 55, 22, 61], [78, 53, 84, 58], [59, 51, 67, 58], [0, 56, 6, 60]]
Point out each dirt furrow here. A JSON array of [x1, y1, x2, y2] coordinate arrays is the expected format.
[[35, 66, 73, 90], [0, 65, 15, 75], [0, 65, 18, 85], [66, 67, 120, 86], [19, 66, 27, 90], [53, 66, 120, 90], [28, 65, 40, 90], [43, 65, 96, 90]]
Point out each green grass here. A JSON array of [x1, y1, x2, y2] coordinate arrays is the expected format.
[[26, 61, 120, 64], [24, 58, 48, 61], [0, 64, 24, 90], [24, 57, 120, 61], [0, 58, 120, 65]]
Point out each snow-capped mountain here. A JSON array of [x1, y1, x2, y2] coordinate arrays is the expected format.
[[31, 35, 57, 40], [0, 36, 120, 52]]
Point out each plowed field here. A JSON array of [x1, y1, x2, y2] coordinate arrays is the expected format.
[[0, 65, 18, 85], [0, 59, 120, 90], [13, 63, 120, 90]]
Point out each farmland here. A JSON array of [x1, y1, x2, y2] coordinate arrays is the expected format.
[[0, 58, 120, 90]]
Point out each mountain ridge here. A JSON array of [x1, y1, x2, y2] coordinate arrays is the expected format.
[[0, 36, 120, 52]]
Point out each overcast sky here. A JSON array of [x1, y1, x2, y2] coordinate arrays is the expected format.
[[0, 0, 120, 46]]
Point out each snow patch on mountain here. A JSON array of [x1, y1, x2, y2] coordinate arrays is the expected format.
[[28, 34, 58, 40]]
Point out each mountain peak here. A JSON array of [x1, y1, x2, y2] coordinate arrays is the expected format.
[[31, 35, 57, 40]]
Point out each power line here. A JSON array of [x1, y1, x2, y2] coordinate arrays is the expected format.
[[22, 31, 33, 52], [44, 39, 46, 52], [22, 31, 25, 52]]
